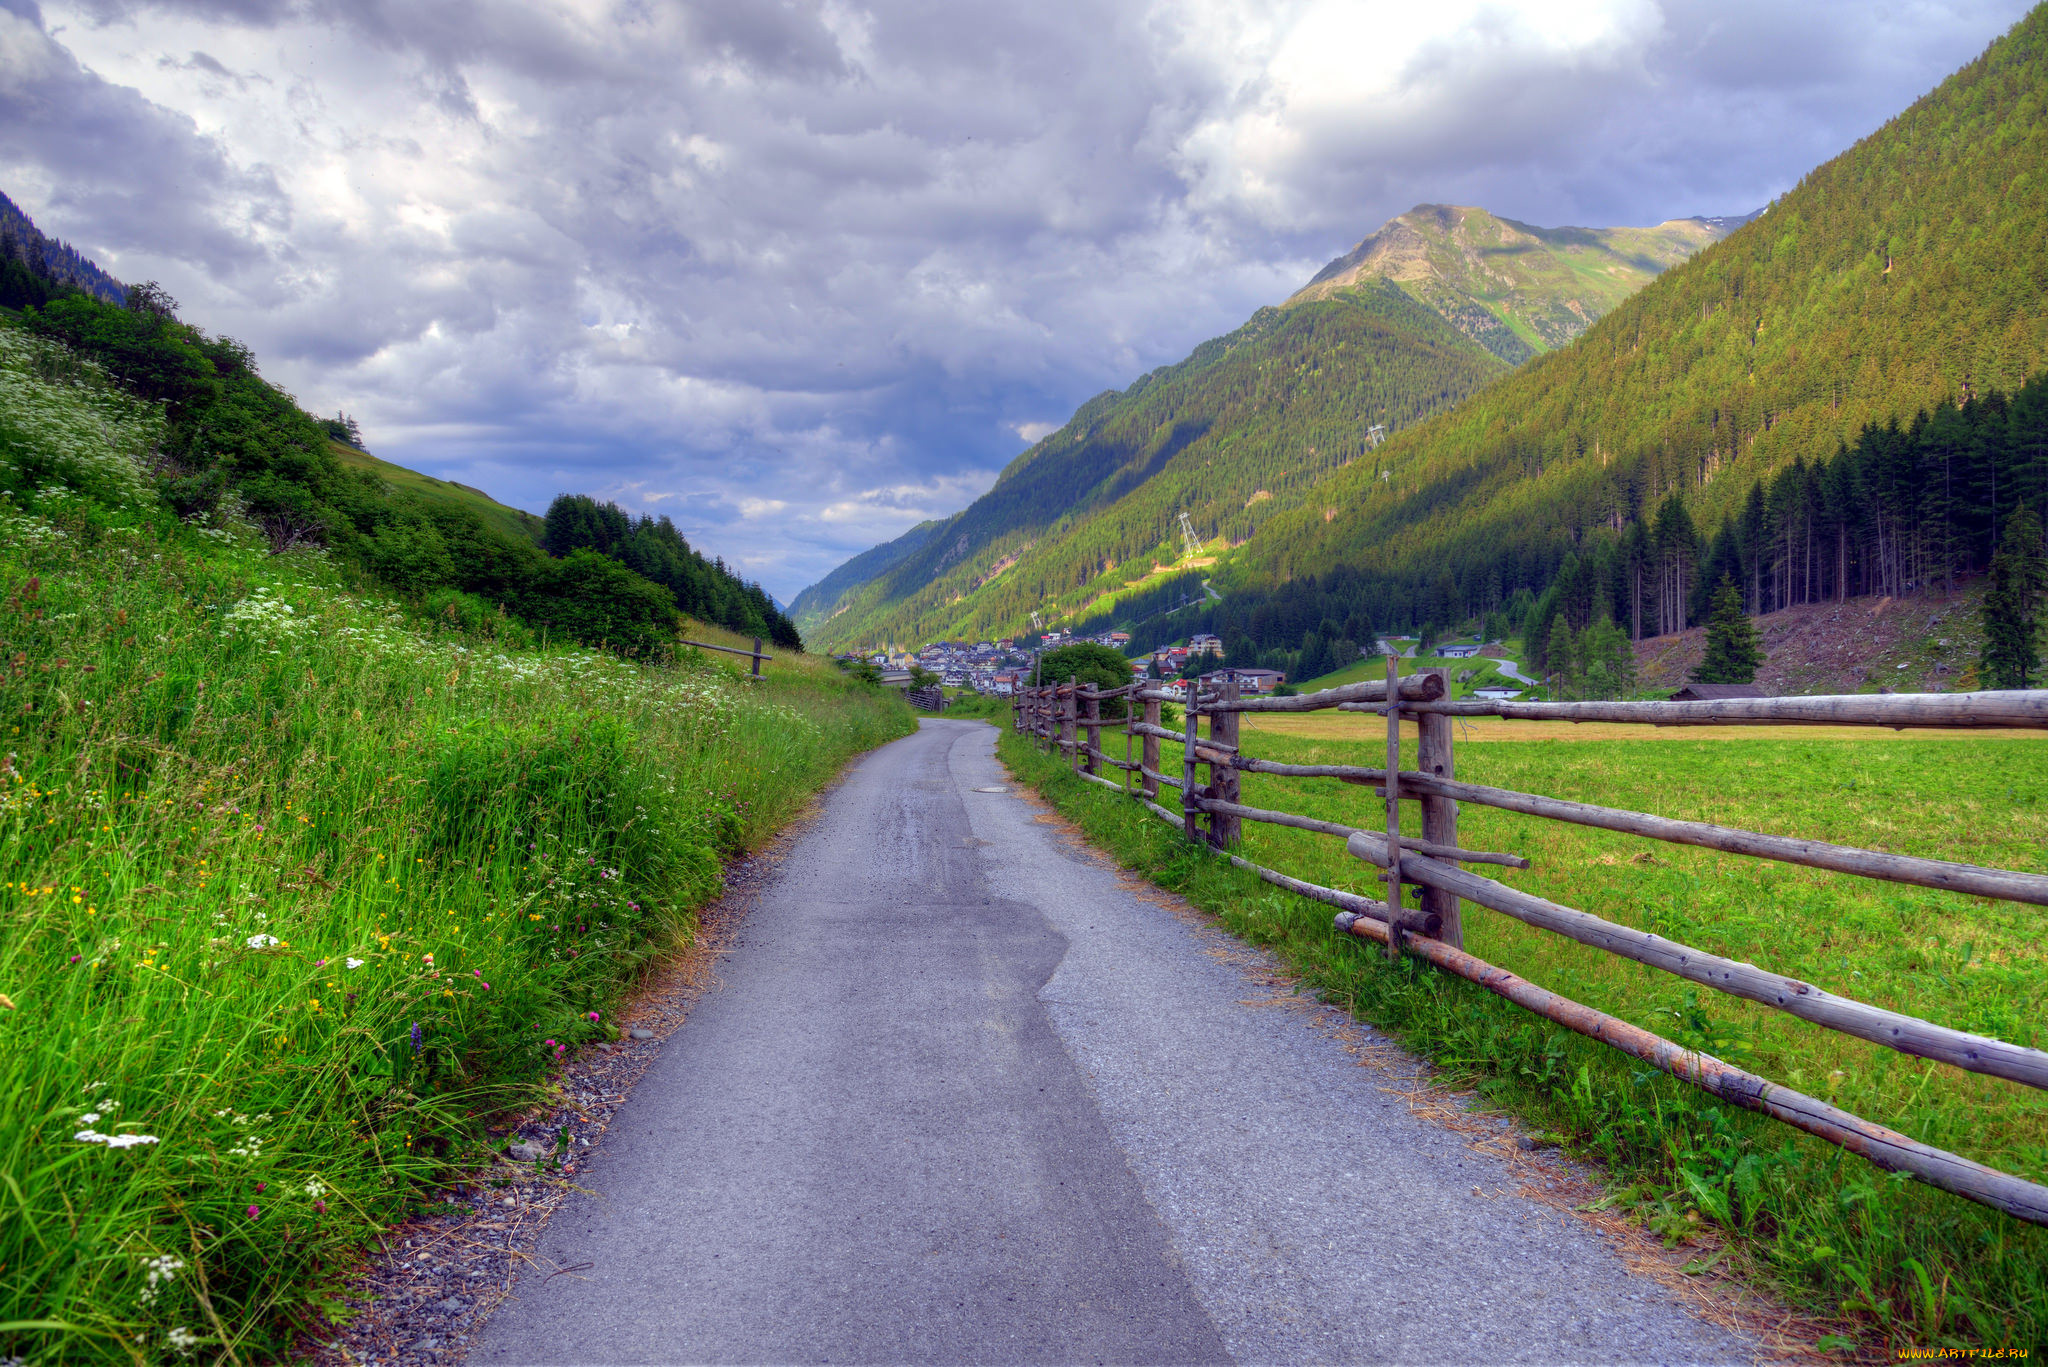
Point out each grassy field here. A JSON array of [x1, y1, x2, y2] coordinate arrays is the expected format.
[[1298, 650, 1526, 698], [0, 333, 915, 1360], [999, 718, 2048, 1354]]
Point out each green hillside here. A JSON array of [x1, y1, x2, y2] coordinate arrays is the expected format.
[[1290, 204, 1739, 364], [798, 205, 1734, 654], [328, 439, 545, 547], [4, 284, 798, 651], [1216, 4, 2048, 646]]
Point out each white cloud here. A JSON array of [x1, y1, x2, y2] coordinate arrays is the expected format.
[[4, 0, 2032, 598]]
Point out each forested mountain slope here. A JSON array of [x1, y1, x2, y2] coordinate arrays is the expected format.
[[801, 282, 1509, 649], [1290, 205, 1743, 364], [798, 199, 1736, 652], [789, 518, 938, 632], [1, 191, 126, 308], [1221, 4, 2048, 642]]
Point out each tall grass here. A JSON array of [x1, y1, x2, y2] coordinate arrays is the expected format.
[[0, 330, 913, 1362], [999, 726, 2048, 1354]]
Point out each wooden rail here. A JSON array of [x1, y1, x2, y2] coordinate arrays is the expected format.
[[1010, 670, 2048, 1227], [681, 637, 772, 677]]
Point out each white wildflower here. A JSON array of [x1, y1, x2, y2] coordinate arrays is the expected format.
[[245, 934, 279, 949]]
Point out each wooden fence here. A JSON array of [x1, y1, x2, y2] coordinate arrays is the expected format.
[[680, 636, 772, 676], [906, 684, 949, 712], [1012, 669, 2048, 1228]]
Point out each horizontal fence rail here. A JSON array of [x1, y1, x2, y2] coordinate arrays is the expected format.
[[680, 637, 772, 677], [1009, 669, 2048, 1227]]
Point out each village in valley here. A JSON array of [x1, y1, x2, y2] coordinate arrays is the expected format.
[[851, 628, 1544, 702]]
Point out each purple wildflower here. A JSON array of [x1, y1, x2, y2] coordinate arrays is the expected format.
[[410, 1022, 423, 1055]]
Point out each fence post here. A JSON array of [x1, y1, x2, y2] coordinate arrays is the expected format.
[[1415, 666, 1463, 948], [1141, 695, 1161, 800], [1209, 676, 1241, 848], [1382, 654, 1405, 959], [751, 637, 763, 678], [1122, 688, 1135, 795], [1181, 692, 1202, 844], [1083, 686, 1101, 777], [1062, 686, 1079, 768]]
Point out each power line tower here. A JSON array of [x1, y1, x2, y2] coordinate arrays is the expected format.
[[1029, 610, 1043, 631], [1365, 423, 1387, 450], [1177, 511, 1203, 561]]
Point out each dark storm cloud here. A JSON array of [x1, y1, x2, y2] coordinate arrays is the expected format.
[[3, 0, 2036, 596]]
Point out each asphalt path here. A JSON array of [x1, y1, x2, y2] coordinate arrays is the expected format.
[[474, 719, 1750, 1365]]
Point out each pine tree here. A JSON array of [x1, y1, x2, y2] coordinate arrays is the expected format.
[[1980, 504, 2047, 689], [1693, 577, 1764, 684], [1544, 614, 1575, 691]]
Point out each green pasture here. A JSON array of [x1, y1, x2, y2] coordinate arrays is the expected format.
[[1297, 650, 1526, 697], [999, 723, 2048, 1353]]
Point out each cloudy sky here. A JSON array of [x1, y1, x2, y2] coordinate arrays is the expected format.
[[1, 0, 2032, 598]]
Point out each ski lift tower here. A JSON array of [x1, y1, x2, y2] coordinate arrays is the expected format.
[[1365, 423, 1387, 450], [1177, 511, 1203, 561]]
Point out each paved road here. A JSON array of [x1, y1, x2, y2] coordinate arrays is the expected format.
[[475, 720, 1749, 1365], [1485, 654, 1539, 686]]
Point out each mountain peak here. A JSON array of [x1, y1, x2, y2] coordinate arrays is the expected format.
[[1286, 203, 1743, 364]]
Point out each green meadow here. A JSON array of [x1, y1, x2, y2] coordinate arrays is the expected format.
[[0, 324, 913, 1361], [1000, 719, 2048, 1353]]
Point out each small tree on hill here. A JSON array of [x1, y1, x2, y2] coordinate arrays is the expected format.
[[1693, 576, 1764, 684], [1981, 503, 2047, 689]]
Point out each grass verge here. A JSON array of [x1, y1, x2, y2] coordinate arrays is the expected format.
[[0, 330, 914, 1360], [997, 725, 2047, 1356]]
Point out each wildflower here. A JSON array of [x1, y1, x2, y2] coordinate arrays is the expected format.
[[167, 1326, 200, 1356], [421, 953, 434, 964], [313, 1200, 328, 1214], [410, 1022, 423, 1055], [246, 1204, 260, 1219], [346, 957, 365, 969], [139, 1254, 185, 1305], [245, 934, 279, 949], [74, 1131, 159, 1148], [82, 1111, 101, 1123], [314, 958, 327, 968], [587, 1011, 600, 1022], [255, 1181, 266, 1193]]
